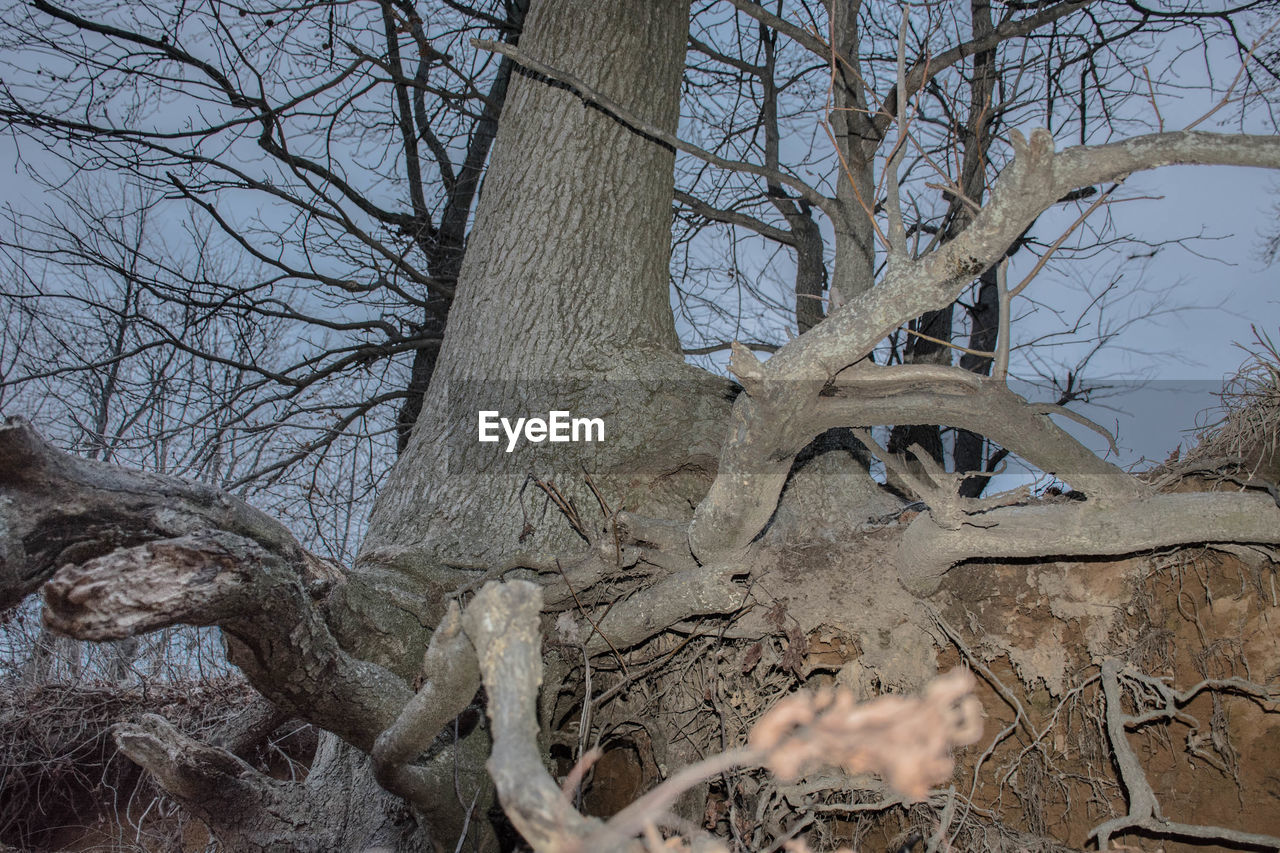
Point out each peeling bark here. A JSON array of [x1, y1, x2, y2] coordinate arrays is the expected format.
[[0, 416, 336, 610], [1, 416, 415, 752], [38, 526, 412, 751]]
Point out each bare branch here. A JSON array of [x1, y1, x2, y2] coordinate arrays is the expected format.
[[461, 581, 602, 852], [877, 0, 1096, 138], [472, 38, 836, 218], [690, 360, 1143, 559], [690, 131, 1280, 559], [899, 491, 1280, 593], [769, 130, 1280, 380], [0, 416, 322, 608], [584, 562, 746, 655], [721, 0, 829, 58], [372, 601, 481, 808], [675, 190, 797, 246], [994, 259, 1010, 381]]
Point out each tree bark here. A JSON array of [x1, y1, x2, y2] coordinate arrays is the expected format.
[[827, 0, 879, 305], [350, 0, 730, 844], [362, 0, 728, 588], [8, 1, 1280, 848]]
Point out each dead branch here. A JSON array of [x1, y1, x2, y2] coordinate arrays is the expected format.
[[460, 580, 605, 853], [690, 359, 1143, 559], [0, 415, 338, 610], [689, 131, 1280, 563], [583, 561, 747, 656], [898, 491, 1280, 594], [40, 528, 412, 751], [1, 418, 417, 753], [371, 600, 481, 807]]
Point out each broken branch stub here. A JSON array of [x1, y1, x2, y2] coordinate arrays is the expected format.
[[0, 415, 338, 609]]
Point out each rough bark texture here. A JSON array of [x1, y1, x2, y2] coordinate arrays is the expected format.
[[112, 717, 422, 852], [8, 2, 1280, 848], [361, 0, 728, 595], [350, 1, 731, 846]]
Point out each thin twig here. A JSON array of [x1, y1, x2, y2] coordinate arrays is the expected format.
[[471, 38, 834, 217], [1143, 65, 1164, 132], [1009, 182, 1121, 298], [556, 559, 628, 676], [1185, 19, 1280, 131], [903, 327, 995, 359]]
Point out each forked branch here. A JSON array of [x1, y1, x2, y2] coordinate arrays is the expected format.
[[690, 131, 1280, 563]]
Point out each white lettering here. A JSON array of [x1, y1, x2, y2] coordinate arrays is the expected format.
[[479, 411, 604, 452], [478, 411, 499, 442], [573, 416, 604, 442], [548, 410, 570, 442], [502, 417, 525, 453]]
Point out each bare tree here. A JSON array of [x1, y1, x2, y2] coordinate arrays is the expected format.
[[4, 1, 1280, 851], [0, 0, 525, 468]]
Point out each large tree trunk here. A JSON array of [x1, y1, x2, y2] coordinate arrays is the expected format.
[[331, 0, 730, 846], [361, 0, 728, 592]]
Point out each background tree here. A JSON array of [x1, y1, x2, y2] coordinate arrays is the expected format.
[[1, 0, 526, 468], [4, 0, 1280, 851]]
